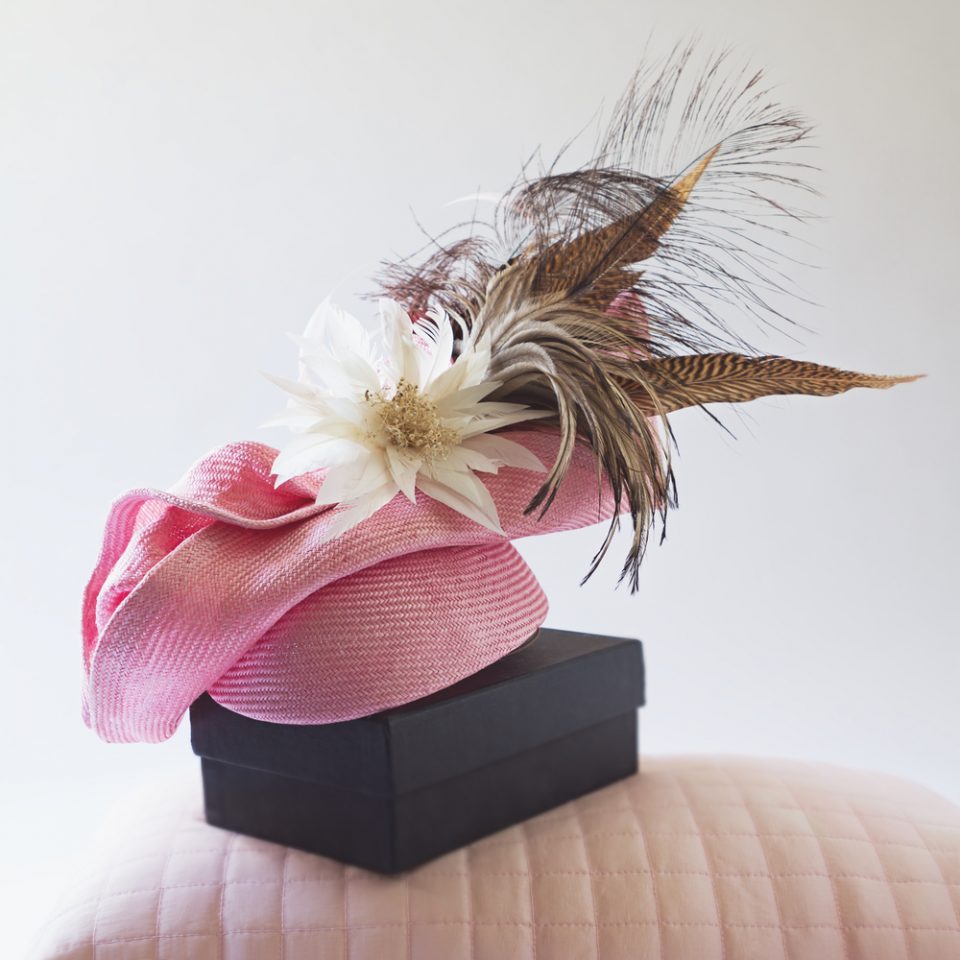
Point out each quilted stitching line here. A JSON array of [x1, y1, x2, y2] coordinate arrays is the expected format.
[[492, 793, 960, 835], [37, 878, 338, 927], [54, 919, 960, 947], [39, 863, 960, 930], [474, 830, 952, 850], [644, 762, 949, 806], [777, 774, 851, 960], [519, 820, 537, 960], [420, 869, 960, 883], [279, 846, 290, 960], [39, 864, 960, 923], [342, 864, 350, 960], [672, 772, 727, 960], [617, 798, 960, 831], [913, 812, 960, 930], [154, 835, 176, 960], [623, 775, 664, 960], [571, 798, 601, 960], [464, 844, 475, 960], [405, 868, 413, 960], [848, 803, 913, 960], [48, 919, 960, 953], [217, 834, 237, 960], [914, 824, 960, 932], [90, 837, 115, 960], [83, 846, 227, 869], [46, 767, 960, 959], [724, 766, 790, 960], [519, 803, 636, 831]]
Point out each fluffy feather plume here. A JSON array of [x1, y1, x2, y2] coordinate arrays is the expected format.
[[372, 46, 920, 589]]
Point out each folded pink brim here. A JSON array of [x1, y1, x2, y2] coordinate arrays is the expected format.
[[82, 428, 617, 742]]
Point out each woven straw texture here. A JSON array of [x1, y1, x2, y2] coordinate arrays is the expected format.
[[82, 428, 615, 743], [31, 756, 960, 960]]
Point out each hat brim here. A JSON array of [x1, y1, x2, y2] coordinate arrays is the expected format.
[[82, 427, 616, 742]]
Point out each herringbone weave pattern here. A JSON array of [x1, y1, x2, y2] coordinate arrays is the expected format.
[[82, 428, 615, 743]]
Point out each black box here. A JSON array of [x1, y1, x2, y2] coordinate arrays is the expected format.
[[190, 628, 644, 873]]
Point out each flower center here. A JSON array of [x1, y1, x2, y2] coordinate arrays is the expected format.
[[367, 379, 459, 461]]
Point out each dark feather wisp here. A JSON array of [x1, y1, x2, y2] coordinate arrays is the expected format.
[[370, 46, 920, 589]]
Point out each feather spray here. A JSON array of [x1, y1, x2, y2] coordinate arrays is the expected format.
[[373, 47, 920, 590]]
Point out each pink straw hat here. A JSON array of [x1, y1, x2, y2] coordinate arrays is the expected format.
[[82, 428, 615, 743], [81, 53, 917, 745]]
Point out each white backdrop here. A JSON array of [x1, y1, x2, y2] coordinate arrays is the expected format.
[[2, 0, 958, 951]]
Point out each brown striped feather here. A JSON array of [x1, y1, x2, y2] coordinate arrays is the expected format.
[[370, 50, 921, 589], [530, 147, 719, 311], [624, 355, 923, 414]]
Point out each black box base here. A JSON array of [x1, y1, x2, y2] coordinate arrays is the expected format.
[[191, 628, 644, 873], [200, 713, 638, 872]]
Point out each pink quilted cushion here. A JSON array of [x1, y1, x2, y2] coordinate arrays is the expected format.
[[31, 757, 960, 960]]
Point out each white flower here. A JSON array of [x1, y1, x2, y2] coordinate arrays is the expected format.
[[266, 298, 549, 541]]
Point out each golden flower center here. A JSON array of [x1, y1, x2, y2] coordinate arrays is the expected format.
[[367, 379, 459, 461]]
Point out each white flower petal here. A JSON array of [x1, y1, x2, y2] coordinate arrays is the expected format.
[[268, 298, 547, 538], [262, 371, 329, 407], [273, 430, 348, 460], [304, 299, 371, 359], [266, 414, 358, 437], [423, 313, 455, 385], [385, 445, 421, 503], [416, 476, 504, 534], [320, 483, 399, 543], [460, 335, 493, 381], [261, 409, 325, 431], [431, 380, 503, 415], [295, 300, 389, 396], [460, 434, 547, 472], [459, 407, 552, 438], [315, 449, 390, 506], [425, 463, 495, 513], [302, 298, 335, 340], [440, 445, 499, 474], [323, 395, 373, 428], [272, 438, 368, 486], [294, 341, 381, 396], [426, 350, 474, 399], [380, 298, 427, 387]]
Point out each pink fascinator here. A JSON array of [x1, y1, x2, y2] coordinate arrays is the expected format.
[[82, 53, 917, 743]]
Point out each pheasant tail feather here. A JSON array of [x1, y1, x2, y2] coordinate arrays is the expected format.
[[627, 355, 922, 414], [373, 47, 922, 589]]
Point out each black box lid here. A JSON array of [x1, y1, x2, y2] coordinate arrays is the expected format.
[[190, 628, 643, 796]]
